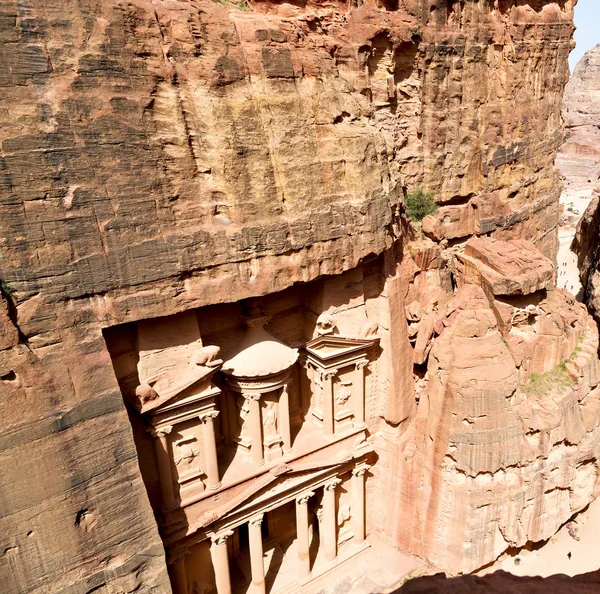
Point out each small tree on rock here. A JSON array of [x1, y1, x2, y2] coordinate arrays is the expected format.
[[406, 189, 438, 222]]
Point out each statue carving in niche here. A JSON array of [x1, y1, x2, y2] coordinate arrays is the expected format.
[[173, 435, 203, 480], [337, 502, 353, 544], [263, 400, 279, 441], [335, 379, 353, 406], [314, 372, 324, 409], [238, 397, 251, 442]]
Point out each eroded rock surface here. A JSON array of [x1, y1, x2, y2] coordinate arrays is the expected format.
[[387, 239, 600, 574]]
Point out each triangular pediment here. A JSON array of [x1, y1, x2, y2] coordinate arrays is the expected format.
[[129, 364, 221, 414], [210, 463, 347, 529], [305, 335, 377, 361]]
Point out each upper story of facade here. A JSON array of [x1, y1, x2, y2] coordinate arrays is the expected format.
[[104, 275, 381, 545]]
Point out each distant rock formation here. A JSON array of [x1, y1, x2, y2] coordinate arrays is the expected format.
[[557, 44, 600, 192]]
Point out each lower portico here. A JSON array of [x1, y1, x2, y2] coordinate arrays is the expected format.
[[169, 460, 371, 594]]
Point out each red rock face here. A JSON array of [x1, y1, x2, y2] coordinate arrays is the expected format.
[[381, 239, 600, 575], [0, 0, 581, 591]]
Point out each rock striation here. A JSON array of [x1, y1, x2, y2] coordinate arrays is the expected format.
[[381, 237, 600, 574], [0, 1, 586, 592]]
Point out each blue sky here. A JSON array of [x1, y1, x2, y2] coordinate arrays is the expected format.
[[570, 0, 600, 71]]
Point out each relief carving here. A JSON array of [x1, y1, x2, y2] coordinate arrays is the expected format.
[[263, 400, 279, 441], [335, 379, 352, 406], [173, 435, 203, 479]]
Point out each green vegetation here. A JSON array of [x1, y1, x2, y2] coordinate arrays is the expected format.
[[406, 189, 438, 222], [212, 0, 251, 9], [522, 362, 575, 397], [0, 280, 11, 297]]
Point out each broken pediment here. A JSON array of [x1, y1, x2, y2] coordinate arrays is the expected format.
[[131, 354, 222, 414], [304, 335, 378, 369], [130, 311, 224, 413]]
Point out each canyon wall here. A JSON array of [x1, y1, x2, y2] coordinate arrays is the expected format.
[[0, 1, 585, 592]]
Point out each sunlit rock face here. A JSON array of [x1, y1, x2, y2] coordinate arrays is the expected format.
[[0, 0, 583, 591], [379, 237, 600, 575]]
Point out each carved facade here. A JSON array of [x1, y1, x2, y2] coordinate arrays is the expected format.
[[106, 285, 379, 594]]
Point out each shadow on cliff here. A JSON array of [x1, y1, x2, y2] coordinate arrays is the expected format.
[[392, 569, 600, 593]]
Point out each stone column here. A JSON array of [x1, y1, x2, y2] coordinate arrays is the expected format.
[[295, 491, 314, 578], [199, 410, 221, 490], [248, 514, 266, 594], [244, 393, 264, 465], [322, 478, 341, 562], [279, 385, 292, 453], [168, 549, 189, 594], [322, 370, 337, 438], [351, 464, 369, 545], [353, 360, 368, 428], [149, 425, 177, 511], [210, 530, 234, 594]]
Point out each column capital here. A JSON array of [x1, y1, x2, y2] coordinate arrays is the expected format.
[[296, 491, 315, 506], [352, 464, 371, 478], [322, 369, 338, 380], [248, 513, 264, 528], [211, 529, 234, 546], [242, 392, 261, 401], [199, 410, 220, 423], [324, 478, 342, 491], [355, 359, 369, 370], [148, 425, 173, 438]]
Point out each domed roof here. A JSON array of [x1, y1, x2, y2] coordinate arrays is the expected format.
[[222, 323, 298, 379]]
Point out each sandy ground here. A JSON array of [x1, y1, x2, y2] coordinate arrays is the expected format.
[[479, 495, 600, 578], [556, 188, 594, 299]]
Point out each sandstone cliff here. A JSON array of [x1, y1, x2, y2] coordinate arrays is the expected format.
[[0, 1, 581, 592]]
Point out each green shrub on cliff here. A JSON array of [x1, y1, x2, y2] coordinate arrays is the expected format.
[[406, 189, 438, 222], [522, 362, 575, 397]]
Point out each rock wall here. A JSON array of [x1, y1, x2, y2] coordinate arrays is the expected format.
[[0, 0, 582, 592]]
